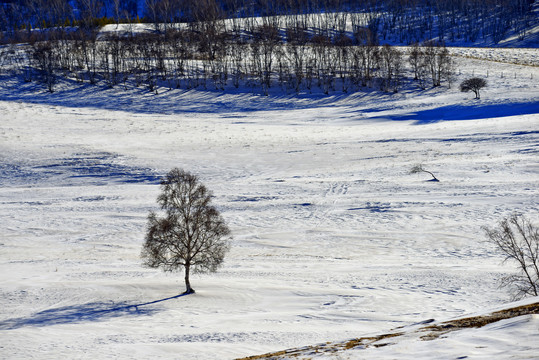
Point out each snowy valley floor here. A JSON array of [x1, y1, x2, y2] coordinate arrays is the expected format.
[[0, 53, 539, 359]]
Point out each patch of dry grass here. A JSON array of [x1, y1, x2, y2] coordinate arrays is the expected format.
[[237, 301, 539, 359], [420, 302, 539, 340]]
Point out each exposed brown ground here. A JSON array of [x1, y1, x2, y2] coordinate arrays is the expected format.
[[238, 301, 539, 360]]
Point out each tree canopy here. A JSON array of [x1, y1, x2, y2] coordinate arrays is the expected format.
[[460, 77, 487, 99]]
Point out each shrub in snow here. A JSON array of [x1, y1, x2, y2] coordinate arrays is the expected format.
[[410, 164, 439, 182], [460, 77, 487, 99]]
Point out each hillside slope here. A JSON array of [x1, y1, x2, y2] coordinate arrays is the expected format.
[[240, 297, 539, 359]]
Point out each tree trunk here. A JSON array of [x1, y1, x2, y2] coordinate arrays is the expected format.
[[423, 169, 439, 182], [184, 264, 194, 294]]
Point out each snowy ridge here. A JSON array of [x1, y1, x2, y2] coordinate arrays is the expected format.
[[239, 297, 539, 359]]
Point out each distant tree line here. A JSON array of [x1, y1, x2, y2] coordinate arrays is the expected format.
[[1, 0, 534, 44], [0, 15, 455, 94], [1, 0, 532, 94]]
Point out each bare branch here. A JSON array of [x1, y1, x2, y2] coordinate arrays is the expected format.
[[484, 214, 539, 299]]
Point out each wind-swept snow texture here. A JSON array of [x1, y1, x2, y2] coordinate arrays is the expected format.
[[0, 51, 538, 359]]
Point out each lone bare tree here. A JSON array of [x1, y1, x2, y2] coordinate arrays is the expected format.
[[483, 214, 539, 299], [142, 168, 231, 294], [460, 77, 487, 99]]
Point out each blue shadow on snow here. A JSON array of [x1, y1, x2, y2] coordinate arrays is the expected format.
[[0, 293, 186, 330], [383, 101, 539, 124]]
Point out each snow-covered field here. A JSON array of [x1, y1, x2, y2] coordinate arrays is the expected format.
[[0, 53, 538, 359]]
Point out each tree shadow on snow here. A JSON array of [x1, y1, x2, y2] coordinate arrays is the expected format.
[[0, 74, 362, 115], [0, 293, 186, 330], [378, 101, 539, 124]]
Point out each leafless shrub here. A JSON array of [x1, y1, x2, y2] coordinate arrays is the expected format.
[[460, 77, 487, 99], [410, 164, 439, 182]]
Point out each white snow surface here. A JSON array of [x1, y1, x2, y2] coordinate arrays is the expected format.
[[359, 313, 539, 360], [293, 296, 539, 359], [0, 54, 538, 359]]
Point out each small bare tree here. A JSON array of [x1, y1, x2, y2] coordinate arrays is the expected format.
[[483, 214, 539, 299], [410, 164, 439, 182], [460, 77, 487, 99], [142, 168, 232, 294], [32, 40, 59, 93]]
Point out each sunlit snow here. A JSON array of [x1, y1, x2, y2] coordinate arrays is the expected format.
[[1, 49, 538, 359]]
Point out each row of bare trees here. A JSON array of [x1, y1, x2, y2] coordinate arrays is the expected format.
[[5, 25, 454, 94]]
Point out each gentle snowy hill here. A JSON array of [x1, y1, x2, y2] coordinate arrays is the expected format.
[[0, 48, 538, 359]]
